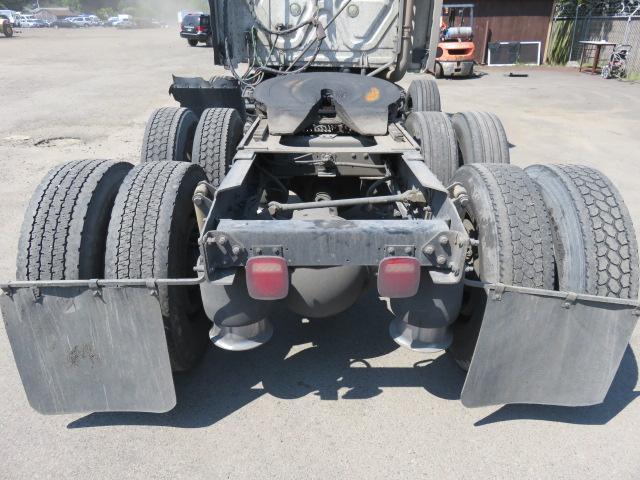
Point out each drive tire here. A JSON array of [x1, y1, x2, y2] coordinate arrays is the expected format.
[[406, 77, 441, 112], [17, 159, 132, 280], [141, 107, 198, 163], [192, 107, 244, 187], [526, 164, 639, 299], [405, 111, 458, 186], [448, 163, 555, 370], [105, 162, 210, 371], [188, 39, 198, 47], [3, 23, 13, 37], [451, 111, 510, 165]]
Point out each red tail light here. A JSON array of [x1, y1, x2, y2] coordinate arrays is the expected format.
[[196, 25, 205, 32], [377, 257, 421, 298], [246, 256, 289, 300]]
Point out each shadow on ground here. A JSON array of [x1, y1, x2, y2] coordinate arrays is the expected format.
[[439, 71, 488, 81], [67, 291, 639, 429]]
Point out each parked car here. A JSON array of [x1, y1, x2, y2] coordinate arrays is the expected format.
[[32, 19, 48, 28], [115, 19, 136, 29], [87, 15, 103, 26], [110, 14, 134, 28], [51, 18, 80, 29], [68, 16, 92, 27], [180, 13, 212, 47], [18, 14, 37, 28]]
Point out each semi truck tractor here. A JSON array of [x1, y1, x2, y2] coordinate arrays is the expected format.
[[1, 0, 638, 414]]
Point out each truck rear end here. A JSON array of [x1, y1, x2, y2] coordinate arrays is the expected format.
[[1, 0, 638, 415]]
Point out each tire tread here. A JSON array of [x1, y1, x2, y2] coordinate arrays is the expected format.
[[105, 161, 209, 371], [17, 159, 131, 280], [406, 78, 441, 112], [452, 111, 510, 165], [192, 107, 243, 186], [405, 111, 458, 186], [466, 164, 554, 288], [528, 164, 639, 298], [141, 107, 197, 163]]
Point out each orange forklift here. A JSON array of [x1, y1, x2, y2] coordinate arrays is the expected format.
[[435, 4, 475, 78]]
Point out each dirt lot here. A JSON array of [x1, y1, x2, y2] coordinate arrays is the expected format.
[[1, 28, 639, 479]]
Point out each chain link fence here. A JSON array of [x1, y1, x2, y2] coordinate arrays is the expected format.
[[548, 1, 640, 76]]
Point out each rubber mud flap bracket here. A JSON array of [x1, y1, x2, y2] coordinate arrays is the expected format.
[[460, 283, 639, 408], [0, 286, 176, 414]]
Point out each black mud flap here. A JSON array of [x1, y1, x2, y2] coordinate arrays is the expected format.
[[169, 75, 246, 118], [461, 283, 639, 408], [0, 287, 176, 415]]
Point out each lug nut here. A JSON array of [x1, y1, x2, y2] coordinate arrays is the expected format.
[[437, 255, 447, 266], [423, 245, 435, 255], [439, 236, 449, 246]]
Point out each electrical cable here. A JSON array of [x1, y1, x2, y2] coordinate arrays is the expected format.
[[225, 0, 355, 88], [249, 1, 316, 36]]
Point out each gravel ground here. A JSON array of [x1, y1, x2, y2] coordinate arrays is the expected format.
[[0, 28, 639, 480]]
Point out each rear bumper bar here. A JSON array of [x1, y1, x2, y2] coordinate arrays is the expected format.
[[180, 32, 209, 40], [202, 219, 467, 284]]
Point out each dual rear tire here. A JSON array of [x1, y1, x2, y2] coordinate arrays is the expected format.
[[18, 159, 211, 372], [449, 162, 638, 369], [142, 106, 244, 186], [405, 110, 510, 186]]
